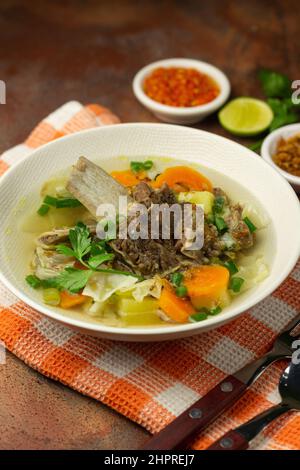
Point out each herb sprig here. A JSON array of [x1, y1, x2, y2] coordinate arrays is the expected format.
[[250, 69, 300, 150], [26, 223, 139, 293]]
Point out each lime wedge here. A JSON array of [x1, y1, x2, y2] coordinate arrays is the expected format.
[[218, 97, 273, 136]]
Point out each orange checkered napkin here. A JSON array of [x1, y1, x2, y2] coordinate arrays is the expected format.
[[0, 101, 300, 450]]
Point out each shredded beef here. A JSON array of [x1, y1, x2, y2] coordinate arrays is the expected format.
[[111, 183, 185, 276], [225, 204, 254, 250], [132, 182, 177, 207], [111, 183, 254, 277]]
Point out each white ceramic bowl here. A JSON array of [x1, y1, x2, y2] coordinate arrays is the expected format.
[[132, 58, 231, 125], [261, 123, 300, 193], [0, 123, 300, 342]]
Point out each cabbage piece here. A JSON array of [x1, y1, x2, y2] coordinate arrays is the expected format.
[[117, 276, 163, 302], [235, 254, 269, 293], [85, 300, 106, 316], [82, 272, 138, 302], [132, 276, 163, 301], [84, 297, 121, 325], [242, 203, 269, 230]]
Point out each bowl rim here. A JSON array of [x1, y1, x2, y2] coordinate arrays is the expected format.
[[1, 122, 300, 338], [132, 58, 231, 116], [261, 123, 300, 186]]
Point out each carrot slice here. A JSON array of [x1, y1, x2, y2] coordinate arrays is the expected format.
[[159, 280, 195, 323], [60, 291, 88, 309], [111, 170, 140, 187], [184, 265, 229, 309], [152, 166, 212, 192]]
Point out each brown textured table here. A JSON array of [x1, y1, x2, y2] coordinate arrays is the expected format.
[[0, 0, 299, 450]]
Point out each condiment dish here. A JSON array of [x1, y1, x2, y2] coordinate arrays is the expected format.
[[261, 123, 300, 193], [132, 58, 231, 125]]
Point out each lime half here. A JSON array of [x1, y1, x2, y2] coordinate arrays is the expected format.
[[219, 97, 273, 136]]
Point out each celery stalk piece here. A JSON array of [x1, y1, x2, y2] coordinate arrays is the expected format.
[[43, 288, 61, 306]]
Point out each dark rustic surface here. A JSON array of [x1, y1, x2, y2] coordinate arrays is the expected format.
[[0, 0, 299, 450]]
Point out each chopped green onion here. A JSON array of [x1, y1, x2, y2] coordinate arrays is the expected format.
[[26, 274, 59, 290], [43, 288, 61, 306], [26, 275, 42, 289], [209, 306, 222, 315], [176, 285, 188, 297], [37, 204, 50, 216], [206, 213, 215, 224], [243, 217, 257, 233], [213, 196, 225, 214], [43, 195, 58, 207], [191, 306, 222, 320], [189, 311, 208, 322], [43, 195, 82, 208], [130, 160, 153, 173], [143, 160, 153, 170], [215, 216, 228, 233], [223, 260, 238, 275], [55, 198, 82, 208], [229, 276, 245, 293], [170, 272, 183, 287], [130, 162, 144, 173], [196, 307, 210, 314]]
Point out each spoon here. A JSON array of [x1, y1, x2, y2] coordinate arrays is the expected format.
[[207, 360, 300, 450]]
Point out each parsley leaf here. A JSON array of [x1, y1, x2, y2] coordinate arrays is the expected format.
[[68, 222, 91, 262], [249, 71, 300, 152], [248, 139, 264, 152], [88, 253, 115, 269], [56, 245, 76, 257], [54, 267, 93, 293], [90, 240, 107, 256], [267, 98, 299, 131], [49, 223, 140, 292], [258, 69, 291, 98]]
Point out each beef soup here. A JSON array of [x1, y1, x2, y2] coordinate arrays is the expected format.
[[22, 157, 269, 327]]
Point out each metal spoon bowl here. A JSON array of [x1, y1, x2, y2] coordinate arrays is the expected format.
[[208, 359, 300, 450]]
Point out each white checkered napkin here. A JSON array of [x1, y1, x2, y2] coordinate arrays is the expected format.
[[0, 101, 120, 174]]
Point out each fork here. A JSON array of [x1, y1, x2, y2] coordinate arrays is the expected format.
[[141, 313, 300, 450]]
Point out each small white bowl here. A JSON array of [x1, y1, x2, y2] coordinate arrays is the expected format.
[[132, 58, 231, 125], [261, 123, 300, 193]]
